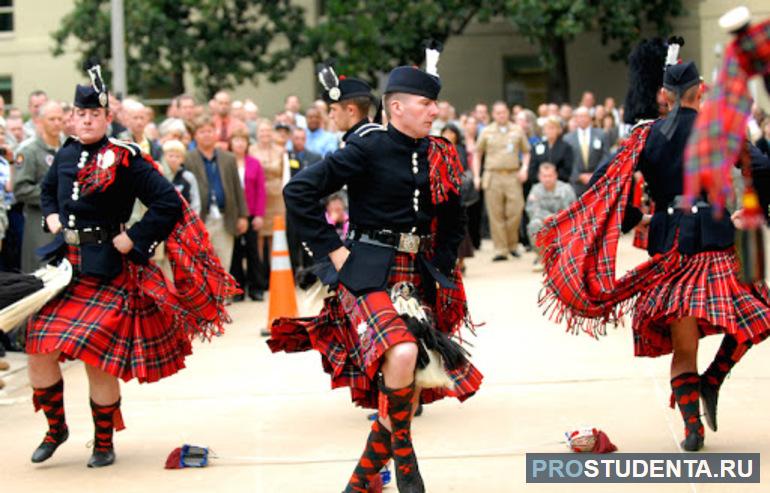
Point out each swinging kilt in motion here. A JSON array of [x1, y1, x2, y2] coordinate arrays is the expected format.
[[537, 114, 770, 451], [268, 129, 483, 407], [268, 63, 483, 490], [27, 138, 237, 381], [270, 247, 482, 410], [25, 133, 238, 467], [632, 247, 770, 358], [27, 245, 193, 383]]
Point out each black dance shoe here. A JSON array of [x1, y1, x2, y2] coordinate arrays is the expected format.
[[681, 433, 704, 452], [31, 428, 69, 463], [87, 448, 116, 468]]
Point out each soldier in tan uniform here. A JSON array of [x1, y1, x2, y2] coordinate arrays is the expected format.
[[473, 101, 531, 261]]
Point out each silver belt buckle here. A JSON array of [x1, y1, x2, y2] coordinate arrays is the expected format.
[[398, 233, 420, 254], [63, 228, 80, 245]]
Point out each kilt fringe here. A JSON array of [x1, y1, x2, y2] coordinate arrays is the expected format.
[[535, 124, 654, 336], [540, 245, 770, 357], [269, 253, 482, 409], [537, 283, 645, 340], [163, 198, 240, 341]]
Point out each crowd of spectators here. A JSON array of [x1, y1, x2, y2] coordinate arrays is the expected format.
[[0, 86, 768, 319]]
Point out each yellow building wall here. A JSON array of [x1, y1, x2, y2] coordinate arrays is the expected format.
[[439, 20, 536, 113], [436, 0, 769, 113], [1, 0, 768, 116], [181, 0, 317, 117], [440, 2, 704, 112], [0, 0, 318, 117], [0, 0, 81, 110]]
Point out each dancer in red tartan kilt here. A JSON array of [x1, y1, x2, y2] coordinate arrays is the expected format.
[[268, 55, 481, 492], [537, 38, 770, 452], [25, 63, 237, 468]]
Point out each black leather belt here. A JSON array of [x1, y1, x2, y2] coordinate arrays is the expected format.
[[63, 226, 121, 246], [667, 195, 712, 215], [348, 229, 431, 254]]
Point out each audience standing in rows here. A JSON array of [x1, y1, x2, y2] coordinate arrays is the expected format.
[[1, 84, 767, 321]]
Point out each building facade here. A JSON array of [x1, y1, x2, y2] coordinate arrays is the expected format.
[[0, 0, 768, 118]]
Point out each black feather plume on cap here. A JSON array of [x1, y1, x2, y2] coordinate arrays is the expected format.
[[422, 39, 444, 52], [623, 38, 667, 124]]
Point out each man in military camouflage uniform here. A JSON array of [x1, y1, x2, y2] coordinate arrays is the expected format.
[[526, 162, 575, 268], [13, 101, 64, 272]]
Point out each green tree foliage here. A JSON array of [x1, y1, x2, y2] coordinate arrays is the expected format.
[[311, 0, 684, 102], [53, 0, 684, 103], [502, 0, 685, 101], [51, 0, 306, 98], [305, 1, 496, 85]]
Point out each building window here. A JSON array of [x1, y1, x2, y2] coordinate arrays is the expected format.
[[503, 55, 547, 109], [0, 0, 13, 33], [0, 76, 11, 105]]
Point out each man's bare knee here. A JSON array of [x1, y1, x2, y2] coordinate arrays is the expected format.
[[84, 363, 120, 405], [28, 351, 60, 365], [385, 342, 419, 367], [381, 342, 419, 388], [27, 352, 63, 388], [84, 362, 115, 381]]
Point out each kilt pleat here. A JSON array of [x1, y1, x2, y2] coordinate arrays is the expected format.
[[633, 248, 770, 357], [26, 246, 192, 383], [269, 252, 482, 409]]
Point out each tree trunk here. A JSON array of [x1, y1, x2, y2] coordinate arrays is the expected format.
[[546, 37, 570, 104], [171, 70, 186, 96]]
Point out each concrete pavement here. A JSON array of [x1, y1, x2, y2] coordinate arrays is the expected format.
[[0, 238, 768, 492]]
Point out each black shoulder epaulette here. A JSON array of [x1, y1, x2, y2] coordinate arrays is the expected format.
[[108, 137, 140, 156], [354, 123, 386, 138], [62, 136, 80, 147]]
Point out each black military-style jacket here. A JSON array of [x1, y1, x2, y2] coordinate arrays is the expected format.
[[40, 135, 183, 279], [283, 123, 465, 294], [341, 118, 370, 143], [627, 108, 734, 255]]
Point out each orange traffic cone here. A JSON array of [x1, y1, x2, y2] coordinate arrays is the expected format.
[[265, 215, 298, 332]]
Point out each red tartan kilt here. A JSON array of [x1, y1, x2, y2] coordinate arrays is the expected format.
[[26, 246, 192, 383], [633, 248, 770, 357], [269, 252, 482, 409]]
